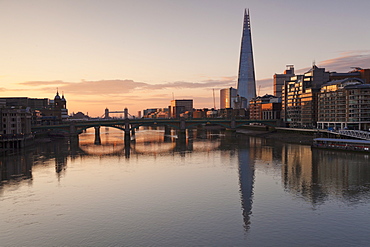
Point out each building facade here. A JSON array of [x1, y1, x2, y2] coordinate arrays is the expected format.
[[169, 100, 193, 118], [318, 78, 370, 130], [273, 65, 294, 98], [220, 87, 238, 109], [38, 91, 68, 124], [281, 65, 329, 128], [0, 108, 32, 135], [249, 94, 281, 120], [0, 91, 68, 125]]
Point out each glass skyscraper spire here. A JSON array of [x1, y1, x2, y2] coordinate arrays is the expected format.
[[237, 9, 256, 104]]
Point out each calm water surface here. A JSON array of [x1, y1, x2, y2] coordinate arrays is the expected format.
[[1, 127, 370, 246]]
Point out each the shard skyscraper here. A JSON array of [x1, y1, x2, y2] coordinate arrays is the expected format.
[[237, 9, 256, 106]]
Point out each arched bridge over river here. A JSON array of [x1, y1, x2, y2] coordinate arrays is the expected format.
[[32, 118, 278, 144]]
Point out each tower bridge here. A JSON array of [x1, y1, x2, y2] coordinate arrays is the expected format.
[[102, 107, 131, 119]]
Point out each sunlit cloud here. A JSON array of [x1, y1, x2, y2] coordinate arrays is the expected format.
[[18, 77, 236, 96], [295, 51, 370, 74], [19, 80, 68, 87], [318, 51, 370, 72]]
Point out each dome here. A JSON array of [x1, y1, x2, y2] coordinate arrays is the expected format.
[[54, 91, 61, 100]]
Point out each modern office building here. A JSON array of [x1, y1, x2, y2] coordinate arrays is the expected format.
[[220, 87, 238, 109], [281, 65, 330, 128], [237, 9, 256, 106], [169, 99, 193, 118], [273, 65, 295, 98]]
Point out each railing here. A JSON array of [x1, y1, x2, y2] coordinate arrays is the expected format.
[[335, 129, 370, 141]]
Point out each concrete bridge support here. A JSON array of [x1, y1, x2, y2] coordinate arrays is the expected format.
[[225, 118, 237, 136], [164, 125, 172, 142], [177, 129, 186, 140], [94, 126, 101, 145], [69, 135, 79, 153]]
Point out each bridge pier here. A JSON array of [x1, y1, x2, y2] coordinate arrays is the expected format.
[[94, 126, 101, 145], [177, 129, 186, 140], [124, 126, 131, 158], [175, 130, 187, 154], [164, 125, 172, 142], [69, 135, 79, 154]]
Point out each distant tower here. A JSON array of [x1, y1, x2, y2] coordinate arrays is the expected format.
[[237, 9, 256, 105]]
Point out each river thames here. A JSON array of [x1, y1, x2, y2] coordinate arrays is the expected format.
[[1, 127, 370, 246]]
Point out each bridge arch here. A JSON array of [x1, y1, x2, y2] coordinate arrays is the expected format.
[[132, 122, 180, 130], [76, 125, 126, 134], [185, 122, 231, 129]]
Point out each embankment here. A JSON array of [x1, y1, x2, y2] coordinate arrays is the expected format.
[[237, 126, 318, 145]]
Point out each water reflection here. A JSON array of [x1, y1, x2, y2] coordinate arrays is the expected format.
[[238, 137, 255, 231], [0, 150, 33, 191], [1, 128, 370, 226], [278, 143, 370, 205]]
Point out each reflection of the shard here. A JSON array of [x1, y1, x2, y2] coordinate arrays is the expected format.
[[238, 147, 255, 232]]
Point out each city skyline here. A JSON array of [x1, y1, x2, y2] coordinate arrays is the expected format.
[[1, 0, 370, 116]]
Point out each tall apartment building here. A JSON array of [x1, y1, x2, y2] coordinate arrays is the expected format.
[[281, 65, 329, 128], [273, 65, 295, 98], [318, 78, 370, 130]]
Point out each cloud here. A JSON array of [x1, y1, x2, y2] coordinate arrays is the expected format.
[[257, 78, 273, 89], [19, 80, 68, 87], [19, 77, 236, 96], [294, 51, 370, 74], [318, 51, 370, 72]]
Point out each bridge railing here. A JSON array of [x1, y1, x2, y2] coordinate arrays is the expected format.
[[335, 129, 370, 140]]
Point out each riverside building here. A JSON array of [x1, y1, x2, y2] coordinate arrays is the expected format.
[[281, 65, 329, 128], [273, 65, 295, 98], [249, 94, 281, 121], [317, 78, 370, 131]]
